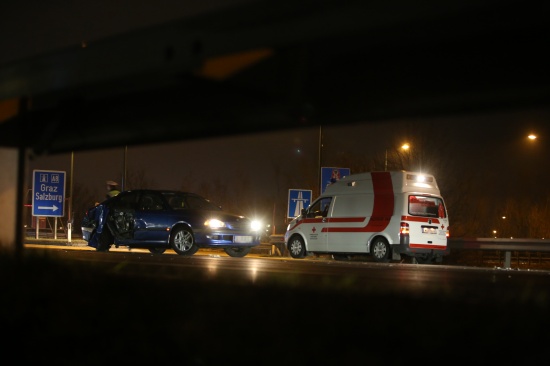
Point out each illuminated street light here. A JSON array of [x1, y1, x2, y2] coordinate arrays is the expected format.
[[401, 143, 415, 170], [385, 143, 411, 171], [528, 134, 537, 140]]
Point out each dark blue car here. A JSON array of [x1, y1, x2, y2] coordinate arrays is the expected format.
[[81, 189, 262, 257]]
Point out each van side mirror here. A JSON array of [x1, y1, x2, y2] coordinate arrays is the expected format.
[[301, 208, 307, 217]]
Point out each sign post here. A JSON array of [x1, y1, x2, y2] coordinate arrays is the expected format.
[[288, 189, 312, 219], [32, 170, 66, 239]]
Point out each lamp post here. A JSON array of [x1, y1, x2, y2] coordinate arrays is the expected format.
[[67, 151, 74, 242], [401, 142, 412, 171], [318, 125, 322, 194], [122, 145, 127, 191]]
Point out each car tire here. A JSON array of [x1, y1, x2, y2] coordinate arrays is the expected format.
[[371, 238, 390, 262], [149, 247, 166, 254], [96, 228, 113, 252], [288, 235, 306, 259], [224, 247, 252, 257], [170, 226, 199, 256]]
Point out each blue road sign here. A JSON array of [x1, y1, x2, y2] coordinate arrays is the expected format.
[[32, 169, 66, 217], [320, 167, 350, 194], [288, 189, 312, 219]]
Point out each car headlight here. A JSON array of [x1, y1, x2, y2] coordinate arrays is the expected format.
[[250, 220, 262, 231], [205, 219, 226, 228]]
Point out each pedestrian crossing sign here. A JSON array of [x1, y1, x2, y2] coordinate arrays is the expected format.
[[288, 189, 312, 219]]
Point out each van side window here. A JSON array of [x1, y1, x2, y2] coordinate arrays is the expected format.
[[307, 197, 332, 218]]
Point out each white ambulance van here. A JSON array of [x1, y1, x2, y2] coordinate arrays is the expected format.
[[284, 171, 450, 264]]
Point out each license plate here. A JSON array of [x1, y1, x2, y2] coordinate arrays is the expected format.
[[234, 236, 253, 243], [422, 226, 437, 234]]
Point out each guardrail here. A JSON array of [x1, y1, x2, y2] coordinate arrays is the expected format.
[[271, 234, 550, 269], [448, 238, 550, 269]]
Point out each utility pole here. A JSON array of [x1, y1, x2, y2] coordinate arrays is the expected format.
[[318, 125, 322, 196]]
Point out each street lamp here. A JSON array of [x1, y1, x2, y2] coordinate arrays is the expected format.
[[385, 143, 412, 171]]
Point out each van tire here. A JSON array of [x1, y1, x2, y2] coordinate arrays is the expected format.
[[371, 238, 390, 263], [288, 236, 306, 259]]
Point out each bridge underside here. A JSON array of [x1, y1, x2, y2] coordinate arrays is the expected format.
[[1, 1, 548, 156]]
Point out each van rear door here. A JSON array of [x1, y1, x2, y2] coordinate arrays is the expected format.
[[405, 194, 449, 251]]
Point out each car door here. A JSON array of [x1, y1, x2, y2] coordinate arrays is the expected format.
[[129, 191, 174, 243]]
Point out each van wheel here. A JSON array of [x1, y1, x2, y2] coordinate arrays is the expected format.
[[371, 238, 390, 262], [288, 236, 306, 259]]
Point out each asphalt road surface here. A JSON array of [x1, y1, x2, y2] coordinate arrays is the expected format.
[[2, 245, 549, 364]]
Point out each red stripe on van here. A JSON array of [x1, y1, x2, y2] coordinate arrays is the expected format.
[[364, 172, 393, 231], [409, 243, 447, 250], [287, 218, 323, 231], [326, 217, 365, 223], [325, 172, 393, 233]]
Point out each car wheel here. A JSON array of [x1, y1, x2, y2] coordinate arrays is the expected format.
[[97, 228, 113, 252], [288, 235, 306, 259], [371, 238, 390, 262], [170, 227, 199, 256], [149, 247, 166, 254], [224, 247, 252, 257]]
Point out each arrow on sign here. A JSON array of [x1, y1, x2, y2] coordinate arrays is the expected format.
[[38, 205, 59, 212]]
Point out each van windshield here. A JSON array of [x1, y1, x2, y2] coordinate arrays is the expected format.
[[408, 195, 446, 218]]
